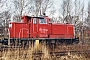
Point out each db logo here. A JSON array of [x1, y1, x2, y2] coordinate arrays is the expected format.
[[39, 28, 48, 33]]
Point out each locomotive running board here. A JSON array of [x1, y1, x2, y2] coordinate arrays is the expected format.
[[9, 38, 79, 40]]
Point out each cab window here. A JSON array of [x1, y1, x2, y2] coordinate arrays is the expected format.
[[39, 18, 47, 24], [33, 18, 37, 24]]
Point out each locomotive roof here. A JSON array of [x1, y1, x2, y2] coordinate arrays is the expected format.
[[26, 16, 45, 19]]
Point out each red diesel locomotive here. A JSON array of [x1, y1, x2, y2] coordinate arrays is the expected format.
[[9, 16, 74, 39], [8, 15, 79, 44], [1, 15, 79, 46]]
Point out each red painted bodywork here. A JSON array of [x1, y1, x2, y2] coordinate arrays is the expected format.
[[49, 24, 74, 38], [9, 16, 74, 39], [9, 22, 29, 38]]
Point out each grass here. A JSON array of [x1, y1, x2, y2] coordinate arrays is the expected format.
[[0, 42, 90, 60]]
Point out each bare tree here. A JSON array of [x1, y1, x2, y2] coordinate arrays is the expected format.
[[60, 0, 67, 23], [73, 0, 82, 32], [86, 1, 90, 29], [33, 0, 53, 16], [60, 0, 88, 41], [12, 0, 33, 22], [60, 0, 73, 23], [0, 0, 12, 38]]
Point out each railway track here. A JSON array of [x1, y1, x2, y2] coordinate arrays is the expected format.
[[32, 44, 90, 60], [0, 44, 90, 52], [0, 44, 90, 54], [27, 44, 90, 57]]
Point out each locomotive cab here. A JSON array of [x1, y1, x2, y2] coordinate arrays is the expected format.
[[21, 16, 50, 38], [21, 16, 50, 23], [31, 17, 49, 38]]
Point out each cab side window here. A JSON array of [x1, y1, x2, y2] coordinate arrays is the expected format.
[[33, 18, 37, 24], [39, 18, 47, 24]]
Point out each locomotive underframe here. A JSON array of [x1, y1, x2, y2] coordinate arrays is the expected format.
[[0, 38, 79, 46]]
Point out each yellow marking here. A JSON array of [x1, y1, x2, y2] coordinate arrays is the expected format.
[[35, 40, 39, 50]]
